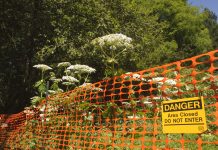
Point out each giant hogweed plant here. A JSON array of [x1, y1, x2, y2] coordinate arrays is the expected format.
[[31, 62, 96, 106], [91, 33, 133, 77], [31, 64, 52, 106]]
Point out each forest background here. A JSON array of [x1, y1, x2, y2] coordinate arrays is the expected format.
[[0, 0, 218, 113]]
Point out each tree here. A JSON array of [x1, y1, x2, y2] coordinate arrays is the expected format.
[[204, 8, 218, 49], [147, 0, 212, 60], [0, 0, 53, 113]]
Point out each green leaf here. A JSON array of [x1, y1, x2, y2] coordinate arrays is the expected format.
[[34, 80, 44, 88], [38, 82, 46, 93]]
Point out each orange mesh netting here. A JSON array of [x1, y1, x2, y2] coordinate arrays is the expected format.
[[0, 50, 218, 149]]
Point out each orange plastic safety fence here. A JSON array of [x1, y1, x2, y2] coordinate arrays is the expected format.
[[1, 50, 218, 150]]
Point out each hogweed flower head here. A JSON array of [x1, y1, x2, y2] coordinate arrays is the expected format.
[[40, 105, 46, 112], [48, 90, 57, 94], [57, 88, 64, 93], [62, 76, 79, 83], [33, 64, 52, 71], [165, 79, 177, 86], [39, 114, 44, 118], [79, 83, 92, 87], [1, 123, 8, 128], [24, 107, 35, 116], [30, 96, 40, 100], [57, 62, 71, 68], [124, 72, 146, 81], [67, 64, 96, 74], [79, 83, 103, 92], [91, 33, 133, 48]]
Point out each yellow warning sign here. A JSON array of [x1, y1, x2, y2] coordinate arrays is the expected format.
[[161, 97, 207, 133]]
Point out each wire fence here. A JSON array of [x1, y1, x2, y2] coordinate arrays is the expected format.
[[0, 50, 218, 149]]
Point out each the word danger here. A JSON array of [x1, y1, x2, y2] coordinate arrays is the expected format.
[[163, 100, 202, 112]]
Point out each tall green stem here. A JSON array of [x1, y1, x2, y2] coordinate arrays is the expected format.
[[41, 70, 44, 81], [84, 74, 90, 84], [40, 70, 44, 98], [111, 49, 115, 76], [65, 67, 68, 76], [112, 61, 115, 76]]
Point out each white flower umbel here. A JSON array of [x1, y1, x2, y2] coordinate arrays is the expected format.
[[127, 115, 140, 119], [40, 105, 46, 112], [151, 77, 164, 82], [84, 112, 93, 121], [48, 90, 56, 94], [57, 88, 64, 93], [91, 34, 133, 77], [124, 72, 132, 80], [24, 107, 35, 116], [79, 83, 103, 92], [91, 33, 132, 48], [133, 73, 140, 79], [67, 64, 96, 74], [124, 73, 146, 81], [132, 73, 146, 81], [33, 64, 52, 71], [30, 96, 40, 100], [164, 87, 178, 95], [62, 76, 79, 83], [165, 79, 177, 86], [39, 114, 44, 118], [79, 83, 92, 87], [57, 62, 71, 68], [148, 77, 164, 88], [1, 123, 8, 128]]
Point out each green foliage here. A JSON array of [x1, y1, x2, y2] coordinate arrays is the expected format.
[[34, 80, 46, 95], [204, 8, 218, 49], [147, 0, 212, 59], [0, 0, 215, 113], [30, 96, 43, 106]]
